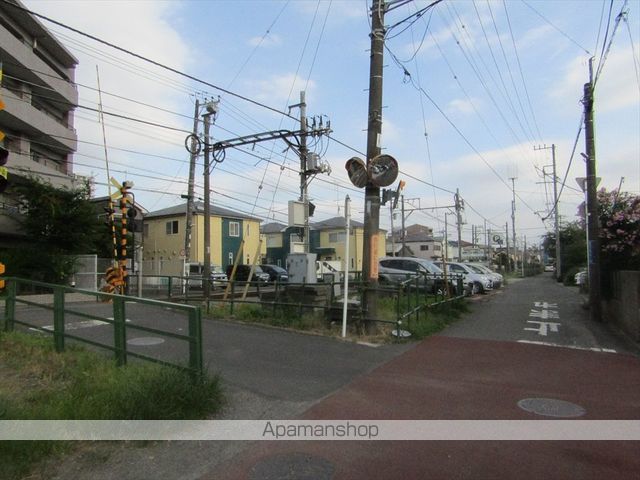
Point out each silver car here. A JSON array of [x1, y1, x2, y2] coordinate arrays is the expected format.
[[434, 261, 493, 295], [378, 257, 447, 293], [468, 263, 503, 289]]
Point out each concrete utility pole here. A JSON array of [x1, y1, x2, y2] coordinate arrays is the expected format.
[[184, 99, 200, 267], [298, 91, 310, 253], [202, 100, 219, 307], [535, 144, 561, 280], [361, 0, 385, 331], [583, 57, 602, 322], [509, 177, 517, 271], [455, 189, 463, 261], [505, 222, 510, 273], [389, 200, 395, 256]]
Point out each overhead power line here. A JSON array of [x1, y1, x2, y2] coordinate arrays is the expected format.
[[0, 0, 297, 121]]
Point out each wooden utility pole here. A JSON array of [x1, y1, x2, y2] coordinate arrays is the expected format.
[[583, 58, 602, 322], [362, 0, 385, 331]]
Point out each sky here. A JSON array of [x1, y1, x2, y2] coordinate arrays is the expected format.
[[21, 0, 640, 247]]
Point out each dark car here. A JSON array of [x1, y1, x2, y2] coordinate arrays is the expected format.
[[226, 264, 270, 283], [260, 264, 289, 283]]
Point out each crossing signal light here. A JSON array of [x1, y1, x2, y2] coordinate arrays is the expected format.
[[0, 262, 5, 290]]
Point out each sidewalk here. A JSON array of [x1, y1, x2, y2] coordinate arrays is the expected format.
[[202, 276, 640, 480], [205, 336, 640, 480]]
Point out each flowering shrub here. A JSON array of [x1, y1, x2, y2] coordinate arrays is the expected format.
[[596, 188, 640, 270]]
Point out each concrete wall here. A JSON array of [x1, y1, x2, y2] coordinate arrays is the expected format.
[[602, 270, 640, 342]]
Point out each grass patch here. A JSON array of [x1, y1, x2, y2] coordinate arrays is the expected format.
[[404, 299, 468, 339], [0, 331, 224, 479]]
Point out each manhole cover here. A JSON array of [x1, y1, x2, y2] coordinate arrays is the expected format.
[[249, 453, 334, 480], [126, 337, 165, 346], [391, 329, 412, 338], [517, 398, 586, 418]]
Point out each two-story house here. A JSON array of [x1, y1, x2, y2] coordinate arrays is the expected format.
[[142, 202, 261, 277]]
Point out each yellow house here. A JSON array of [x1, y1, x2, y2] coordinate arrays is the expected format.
[[142, 202, 261, 276], [313, 217, 386, 272], [260, 218, 386, 273]]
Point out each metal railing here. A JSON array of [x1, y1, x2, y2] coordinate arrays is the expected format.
[[2, 277, 203, 378]]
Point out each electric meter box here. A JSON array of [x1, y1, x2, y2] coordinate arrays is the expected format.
[[286, 253, 317, 284]]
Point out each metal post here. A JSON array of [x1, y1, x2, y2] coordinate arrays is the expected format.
[[584, 58, 601, 322], [53, 287, 65, 352], [342, 195, 351, 338], [401, 194, 406, 254], [510, 177, 517, 272], [4, 279, 16, 331], [361, 0, 385, 333], [113, 296, 127, 366], [188, 306, 203, 379]]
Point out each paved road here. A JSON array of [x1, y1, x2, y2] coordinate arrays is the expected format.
[[202, 274, 640, 480], [10, 274, 640, 479]]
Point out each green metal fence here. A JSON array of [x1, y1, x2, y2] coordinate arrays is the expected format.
[[2, 277, 203, 378]]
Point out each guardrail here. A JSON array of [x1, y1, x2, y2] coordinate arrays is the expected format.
[[2, 277, 203, 378]]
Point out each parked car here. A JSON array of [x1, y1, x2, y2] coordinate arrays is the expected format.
[[226, 264, 270, 283], [544, 264, 555, 272], [468, 263, 503, 288], [186, 263, 227, 289], [260, 264, 289, 283], [378, 257, 455, 294], [434, 261, 493, 294], [575, 270, 587, 285]]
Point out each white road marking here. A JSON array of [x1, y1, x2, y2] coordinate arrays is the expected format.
[[524, 320, 560, 336], [518, 340, 617, 353], [529, 309, 560, 319], [29, 318, 130, 332]]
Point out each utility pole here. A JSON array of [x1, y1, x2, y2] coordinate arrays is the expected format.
[[298, 91, 310, 253], [202, 100, 219, 308], [505, 222, 510, 273], [583, 57, 602, 322], [362, 0, 385, 331], [455, 189, 463, 261], [509, 177, 517, 272], [389, 199, 395, 256], [401, 194, 406, 254], [184, 99, 200, 267], [535, 144, 561, 280]]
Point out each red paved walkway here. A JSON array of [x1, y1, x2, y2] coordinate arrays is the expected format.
[[205, 336, 640, 480]]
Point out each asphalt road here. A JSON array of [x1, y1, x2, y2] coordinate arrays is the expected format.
[[9, 274, 639, 479]]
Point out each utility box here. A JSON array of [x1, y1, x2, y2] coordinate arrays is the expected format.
[[287, 253, 317, 284]]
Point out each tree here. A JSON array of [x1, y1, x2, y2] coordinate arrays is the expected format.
[[1, 176, 106, 283], [543, 222, 587, 283]]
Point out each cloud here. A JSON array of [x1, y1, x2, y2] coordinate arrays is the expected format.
[[244, 73, 317, 105], [247, 33, 282, 48], [447, 98, 479, 115]]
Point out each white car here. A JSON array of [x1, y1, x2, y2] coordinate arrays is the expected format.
[[469, 263, 503, 289], [434, 261, 493, 295]]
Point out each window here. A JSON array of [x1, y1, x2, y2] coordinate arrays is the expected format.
[[143, 223, 149, 238], [420, 245, 429, 251], [434, 245, 441, 251], [229, 221, 240, 237], [329, 232, 346, 243], [166, 220, 179, 235]]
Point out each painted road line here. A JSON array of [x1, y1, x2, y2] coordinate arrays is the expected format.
[[524, 320, 560, 336], [29, 318, 130, 332], [517, 340, 617, 353]]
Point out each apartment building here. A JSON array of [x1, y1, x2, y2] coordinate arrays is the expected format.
[[0, 0, 79, 243]]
